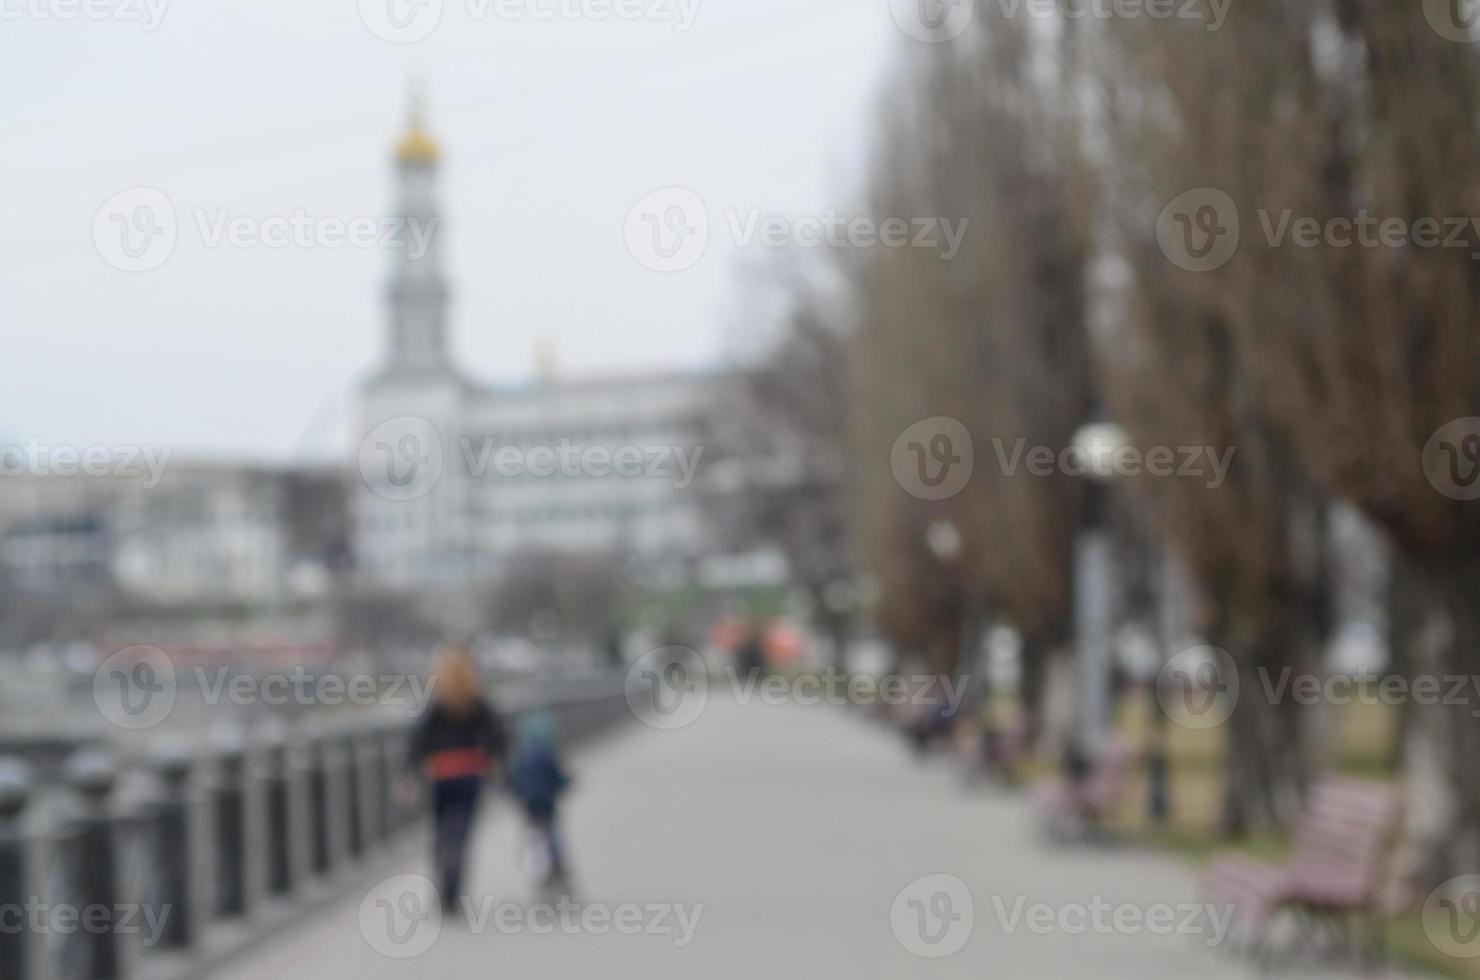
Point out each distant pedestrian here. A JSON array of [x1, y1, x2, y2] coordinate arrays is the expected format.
[[410, 646, 507, 911], [508, 709, 573, 893], [734, 620, 767, 680]]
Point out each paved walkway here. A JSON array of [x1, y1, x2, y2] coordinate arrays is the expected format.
[[215, 696, 1382, 979]]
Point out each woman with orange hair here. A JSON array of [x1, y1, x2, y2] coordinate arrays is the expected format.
[[409, 645, 508, 910]]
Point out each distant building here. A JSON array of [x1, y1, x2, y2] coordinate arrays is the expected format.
[[354, 100, 721, 590], [0, 462, 347, 605]]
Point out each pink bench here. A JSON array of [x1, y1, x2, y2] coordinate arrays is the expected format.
[[1203, 779, 1406, 966], [1034, 739, 1135, 841]]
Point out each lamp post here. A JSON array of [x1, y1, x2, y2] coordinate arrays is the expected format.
[[925, 519, 964, 564], [1070, 423, 1127, 766]]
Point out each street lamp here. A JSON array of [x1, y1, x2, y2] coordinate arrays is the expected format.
[[926, 519, 964, 563], [1069, 422, 1128, 767]]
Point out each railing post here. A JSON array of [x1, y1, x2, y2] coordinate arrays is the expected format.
[[379, 726, 415, 835], [63, 751, 131, 980], [305, 731, 347, 878], [151, 749, 206, 950], [339, 732, 364, 860], [350, 728, 383, 850], [260, 735, 303, 898], [212, 743, 254, 919], [375, 726, 398, 840], [0, 759, 38, 980]]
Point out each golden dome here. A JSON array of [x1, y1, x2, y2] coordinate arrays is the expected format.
[[397, 127, 439, 165]]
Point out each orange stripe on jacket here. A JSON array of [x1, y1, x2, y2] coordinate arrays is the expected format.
[[425, 748, 490, 781]]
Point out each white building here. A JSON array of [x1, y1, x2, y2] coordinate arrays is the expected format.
[[354, 103, 720, 591], [0, 462, 345, 604]]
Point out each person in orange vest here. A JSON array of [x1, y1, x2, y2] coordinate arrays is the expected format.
[[410, 645, 508, 912]]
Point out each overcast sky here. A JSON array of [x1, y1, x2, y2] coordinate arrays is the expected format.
[[0, 0, 905, 462]]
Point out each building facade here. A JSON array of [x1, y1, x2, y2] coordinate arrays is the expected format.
[[354, 105, 719, 591], [0, 462, 346, 604]]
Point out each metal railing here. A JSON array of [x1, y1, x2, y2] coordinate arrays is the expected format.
[[0, 674, 632, 980]]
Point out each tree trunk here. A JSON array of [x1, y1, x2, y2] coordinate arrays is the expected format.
[[1018, 633, 1047, 747], [1216, 604, 1318, 838], [1406, 559, 1480, 885]]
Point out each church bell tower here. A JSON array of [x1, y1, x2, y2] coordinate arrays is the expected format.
[[383, 89, 451, 378]]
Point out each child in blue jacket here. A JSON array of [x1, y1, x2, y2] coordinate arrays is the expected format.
[[508, 710, 572, 890]]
